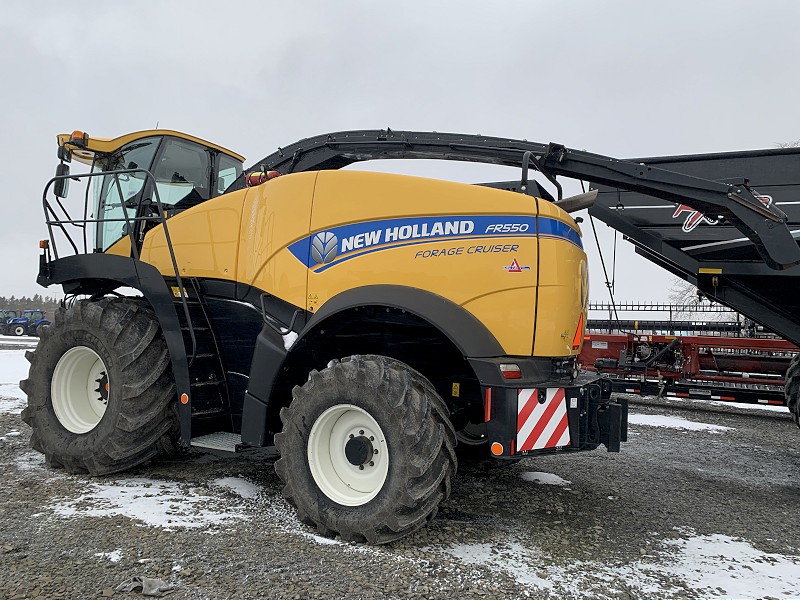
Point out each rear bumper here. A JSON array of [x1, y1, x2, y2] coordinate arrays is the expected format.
[[481, 372, 628, 458]]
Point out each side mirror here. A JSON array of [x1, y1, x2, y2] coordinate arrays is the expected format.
[[54, 163, 70, 198], [57, 145, 72, 163]]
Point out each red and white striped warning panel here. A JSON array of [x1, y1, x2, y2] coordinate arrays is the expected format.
[[517, 388, 571, 452]]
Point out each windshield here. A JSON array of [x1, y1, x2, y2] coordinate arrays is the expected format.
[[92, 137, 160, 251]]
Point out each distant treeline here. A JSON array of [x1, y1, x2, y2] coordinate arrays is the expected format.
[[0, 295, 62, 315]]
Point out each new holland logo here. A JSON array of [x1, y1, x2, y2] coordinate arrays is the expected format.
[[504, 258, 531, 272], [311, 232, 338, 264]]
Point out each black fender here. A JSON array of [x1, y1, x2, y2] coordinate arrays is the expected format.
[[300, 285, 505, 358], [239, 285, 505, 447], [38, 254, 192, 444]]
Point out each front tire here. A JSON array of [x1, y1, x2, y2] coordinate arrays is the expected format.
[[20, 298, 178, 475], [12, 324, 26, 336], [274, 355, 456, 544]]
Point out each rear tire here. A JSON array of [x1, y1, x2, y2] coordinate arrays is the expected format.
[[274, 355, 456, 544], [20, 298, 179, 475], [786, 354, 800, 428]]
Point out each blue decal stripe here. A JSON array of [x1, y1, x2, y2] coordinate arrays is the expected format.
[[288, 214, 583, 271], [312, 234, 536, 273], [538, 217, 583, 249]]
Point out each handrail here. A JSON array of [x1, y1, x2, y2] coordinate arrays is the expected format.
[[41, 168, 198, 362]]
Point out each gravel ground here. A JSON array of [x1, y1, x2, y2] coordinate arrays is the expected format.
[[1, 340, 799, 599]]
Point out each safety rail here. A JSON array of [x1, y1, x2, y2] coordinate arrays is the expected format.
[[41, 168, 198, 363], [588, 302, 738, 313]]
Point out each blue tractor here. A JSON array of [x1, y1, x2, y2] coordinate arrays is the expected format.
[[0, 310, 19, 335], [7, 309, 51, 337]]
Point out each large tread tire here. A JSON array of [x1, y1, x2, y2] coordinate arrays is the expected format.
[[20, 298, 179, 475], [786, 354, 800, 428], [274, 355, 457, 544], [11, 324, 26, 337]]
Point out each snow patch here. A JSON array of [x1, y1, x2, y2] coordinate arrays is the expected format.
[[650, 531, 800, 599], [0, 393, 26, 414], [259, 495, 401, 552], [211, 477, 260, 499], [51, 478, 248, 530], [446, 542, 554, 589], [94, 550, 123, 562], [628, 413, 733, 432], [0, 349, 30, 413], [443, 530, 800, 598], [520, 471, 572, 486]]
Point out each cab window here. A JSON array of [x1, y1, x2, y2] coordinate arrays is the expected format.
[[216, 154, 243, 196], [152, 138, 211, 209]]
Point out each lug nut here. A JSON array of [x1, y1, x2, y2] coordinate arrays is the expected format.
[[349, 434, 354, 438], [369, 436, 374, 441], [359, 430, 364, 435], [369, 461, 374, 467], [373, 449, 378, 454], [358, 465, 364, 470]]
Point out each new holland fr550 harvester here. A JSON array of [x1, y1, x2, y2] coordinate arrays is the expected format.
[[22, 129, 800, 543]]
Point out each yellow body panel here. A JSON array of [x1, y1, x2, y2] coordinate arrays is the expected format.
[[308, 171, 542, 355], [533, 238, 588, 356], [135, 168, 586, 359], [106, 235, 132, 258], [140, 190, 247, 281], [237, 173, 317, 310], [461, 288, 537, 356], [533, 201, 588, 356]]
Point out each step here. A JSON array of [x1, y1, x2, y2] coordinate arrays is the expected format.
[[190, 432, 242, 452], [191, 379, 223, 388]]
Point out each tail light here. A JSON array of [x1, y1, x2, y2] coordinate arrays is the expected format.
[[499, 363, 522, 379]]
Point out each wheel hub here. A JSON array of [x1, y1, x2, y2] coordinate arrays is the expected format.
[[51, 346, 109, 434], [307, 404, 389, 506], [345, 435, 374, 466], [95, 372, 109, 405]]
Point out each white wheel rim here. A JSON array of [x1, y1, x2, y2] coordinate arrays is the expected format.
[[307, 404, 389, 506], [51, 346, 109, 434]]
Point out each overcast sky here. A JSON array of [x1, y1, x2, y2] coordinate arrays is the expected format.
[[2, 0, 798, 304]]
